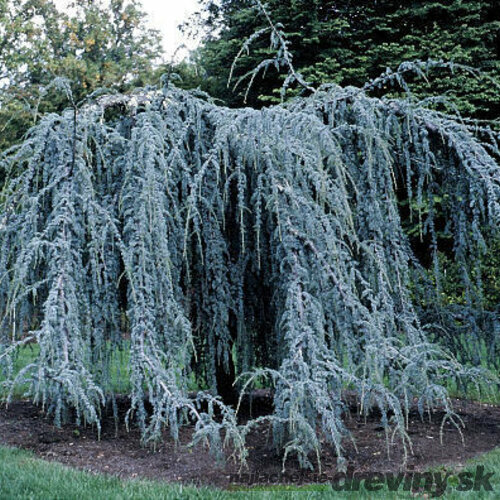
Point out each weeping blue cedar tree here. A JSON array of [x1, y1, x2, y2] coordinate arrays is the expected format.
[[0, 65, 499, 471]]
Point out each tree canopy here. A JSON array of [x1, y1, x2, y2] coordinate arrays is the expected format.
[[0, 61, 499, 469], [0, 0, 162, 151], [186, 0, 500, 360], [194, 0, 499, 115]]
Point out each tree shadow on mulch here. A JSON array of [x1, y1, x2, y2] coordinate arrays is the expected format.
[[0, 393, 499, 488]]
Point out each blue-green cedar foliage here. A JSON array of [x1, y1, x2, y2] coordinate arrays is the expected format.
[[0, 69, 499, 470]]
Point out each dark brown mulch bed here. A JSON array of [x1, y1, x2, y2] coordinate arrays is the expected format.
[[0, 394, 499, 488]]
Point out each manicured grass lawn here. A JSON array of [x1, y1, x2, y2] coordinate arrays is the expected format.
[[0, 445, 215, 499], [3, 344, 499, 403], [1, 342, 204, 398], [0, 343, 132, 398], [0, 445, 499, 499]]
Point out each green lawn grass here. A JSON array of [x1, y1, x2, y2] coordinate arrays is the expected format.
[[0, 342, 206, 398], [0, 445, 499, 499], [0, 343, 132, 398], [3, 344, 499, 402], [0, 343, 40, 398]]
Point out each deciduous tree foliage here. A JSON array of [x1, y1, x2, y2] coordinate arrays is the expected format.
[[0, 0, 162, 152], [0, 66, 499, 470]]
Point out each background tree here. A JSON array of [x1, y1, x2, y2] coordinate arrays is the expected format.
[[194, 0, 499, 116], [0, 0, 162, 152]]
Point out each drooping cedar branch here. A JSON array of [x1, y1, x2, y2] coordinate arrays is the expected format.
[[0, 72, 499, 470]]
